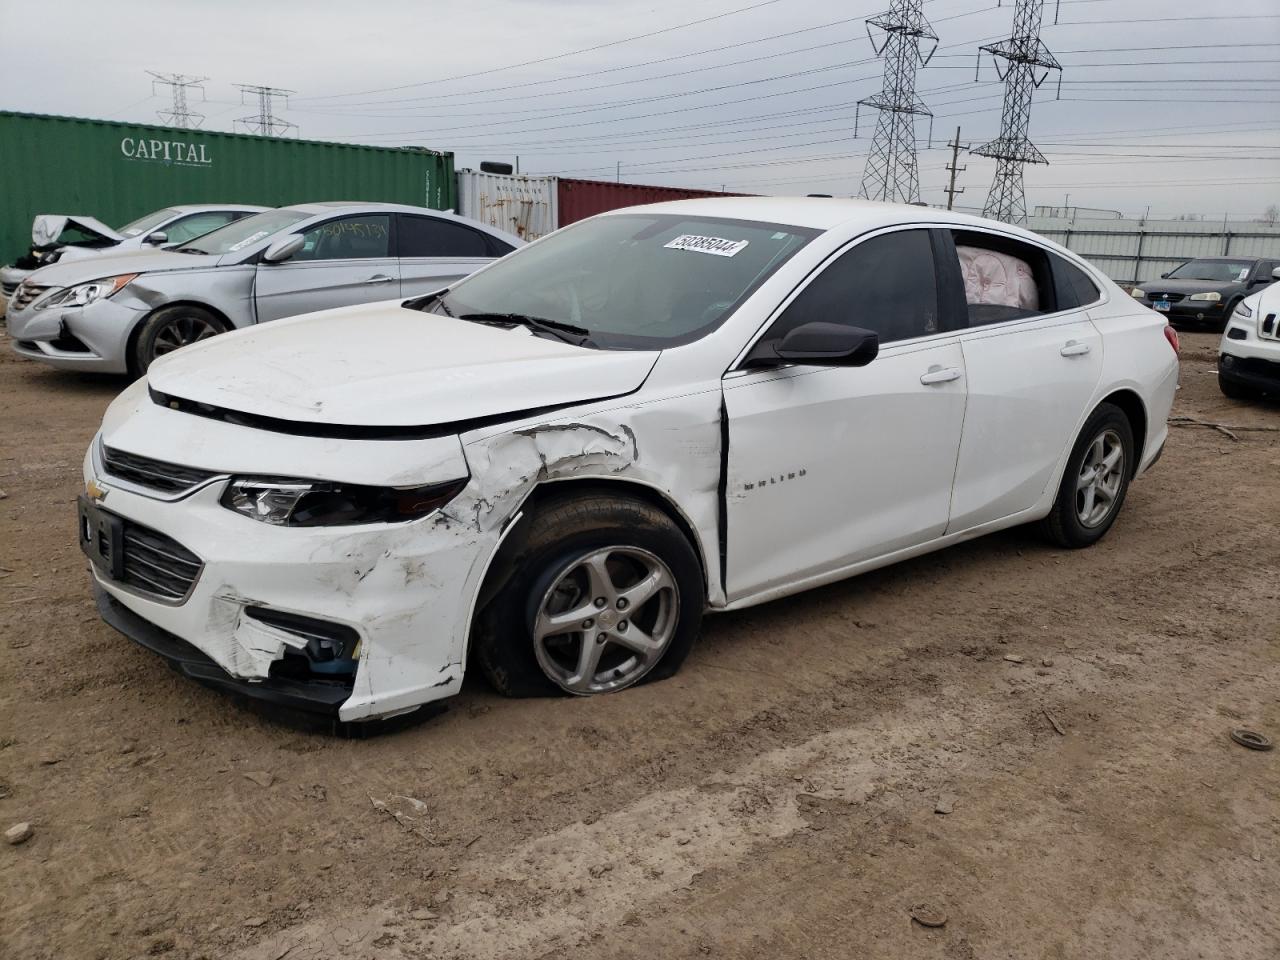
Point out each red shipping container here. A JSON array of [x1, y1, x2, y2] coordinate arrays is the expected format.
[[556, 177, 753, 228]]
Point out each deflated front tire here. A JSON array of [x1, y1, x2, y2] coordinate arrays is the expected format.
[[473, 491, 704, 697]]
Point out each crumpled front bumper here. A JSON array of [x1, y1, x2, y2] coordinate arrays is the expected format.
[[83, 388, 500, 722], [7, 295, 144, 373], [93, 582, 353, 715]]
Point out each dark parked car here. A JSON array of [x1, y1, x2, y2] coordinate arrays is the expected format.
[[1131, 256, 1280, 328]]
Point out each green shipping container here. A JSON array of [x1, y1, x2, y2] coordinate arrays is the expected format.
[[0, 111, 456, 261]]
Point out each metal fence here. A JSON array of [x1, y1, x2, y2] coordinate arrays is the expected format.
[[1025, 216, 1280, 286]]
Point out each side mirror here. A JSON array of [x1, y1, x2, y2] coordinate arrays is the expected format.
[[746, 322, 879, 368], [262, 234, 305, 263], [144, 231, 168, 245], [1159, 272, 1169, 279]]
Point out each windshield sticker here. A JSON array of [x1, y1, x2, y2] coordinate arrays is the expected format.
[[664, 235, 749, 257], [1238, 268, 1249, 281], [228, 230, 271, 252]]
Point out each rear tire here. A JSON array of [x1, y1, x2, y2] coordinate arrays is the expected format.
[[132, 305, 227, 374], [473, 492, 704, 698], [1041, 403, 1135, 549]]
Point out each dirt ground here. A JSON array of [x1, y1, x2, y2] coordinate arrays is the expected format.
[[0, 329, 1277, 960]]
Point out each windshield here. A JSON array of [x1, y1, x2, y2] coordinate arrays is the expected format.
[[117, 208, 180, 238], [176, 209, 311, 255], [1166, 259, 1254, 283], [434, 214, 817, 349]]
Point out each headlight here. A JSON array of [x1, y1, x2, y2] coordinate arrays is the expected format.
[[35, 273, 138, 310], [221, 476, 468, 527], [1130, 288, 1145, 299], [1188, 291, 1220, 302], [1234, 300, 1253, 319]]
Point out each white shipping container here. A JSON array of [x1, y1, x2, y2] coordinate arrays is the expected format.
[[457, 170, 559, 242]]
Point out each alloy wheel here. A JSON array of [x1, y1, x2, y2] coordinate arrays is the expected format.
[[531, 546, 679, 695], [1075, 428, 1126, 528], [151, 315, 221, 357]]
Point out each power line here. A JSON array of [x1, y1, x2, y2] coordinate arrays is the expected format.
[[234, 84, 297, 137], [294, 2, 1004, 114], [147, 72, 207, 129], [320, 46, 1280, 144], [294, 0, 785, 102]]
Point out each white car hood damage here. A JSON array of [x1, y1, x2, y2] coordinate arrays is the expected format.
[[32, 214, 124, 248], [146, 302, 661, 428]]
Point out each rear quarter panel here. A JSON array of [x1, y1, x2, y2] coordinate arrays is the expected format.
[[1087, 291, 1178, 473]]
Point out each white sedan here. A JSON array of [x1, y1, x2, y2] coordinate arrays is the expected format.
[[79, 198, 1180, 722]]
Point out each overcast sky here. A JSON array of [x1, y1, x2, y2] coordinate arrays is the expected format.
[[2, 0, 1277, 218]]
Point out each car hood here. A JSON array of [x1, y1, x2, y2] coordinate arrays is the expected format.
[[25, 248, 222, 286], [145, 302, 661, 429], [32, 214, 124, 247], [1139, 278, 1239, 295]]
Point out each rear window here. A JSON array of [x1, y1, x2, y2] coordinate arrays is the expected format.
[[398, 215, 489, 258], [1052, 256, 1102, 310]]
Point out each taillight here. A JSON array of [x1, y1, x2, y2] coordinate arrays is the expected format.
[[1163, 324, 1179, 356]]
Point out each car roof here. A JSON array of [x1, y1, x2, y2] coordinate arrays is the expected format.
[[598, 195, 1047, 239], [167, 203, 270, 214], [273, 202, 525, 244], [1181, 255, 1260, 262], [286, 201, 436, 213]]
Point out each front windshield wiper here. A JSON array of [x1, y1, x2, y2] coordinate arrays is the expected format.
[[402, 290, 452, 315], [173, 246, 208, 255], [458, 312, 595, 348]]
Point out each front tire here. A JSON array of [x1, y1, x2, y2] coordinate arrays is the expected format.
[[132, 305, 227, 374], [1041, 403, 1135, 549], [473, 492, 704, 698], [1218, 372, 1256, 401]]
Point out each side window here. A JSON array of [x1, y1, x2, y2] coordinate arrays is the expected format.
[[1051, 254, 1101, 310], [769, 229, 939, 346], [485, 234, 516, 257], [951, 230, 1057, 327], [398, 215, 489, 258], [163, 212, 237, 244], [293, 215, 391, 261]]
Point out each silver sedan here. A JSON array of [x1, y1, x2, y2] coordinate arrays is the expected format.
[[6, 202, 523, 374]]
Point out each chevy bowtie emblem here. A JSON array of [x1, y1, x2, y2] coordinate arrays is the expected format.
[[86, 478, 108, 503]]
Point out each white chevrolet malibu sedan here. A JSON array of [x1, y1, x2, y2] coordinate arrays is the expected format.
[[80, 198, 1180, 723]]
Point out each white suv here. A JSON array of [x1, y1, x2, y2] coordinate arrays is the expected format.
[[1219, 279, 1280, 400]]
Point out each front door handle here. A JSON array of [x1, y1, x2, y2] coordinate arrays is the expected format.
[[1060, 340, 1092, 357], [920, 366, 962, 386], [364, 274, 395, 285]]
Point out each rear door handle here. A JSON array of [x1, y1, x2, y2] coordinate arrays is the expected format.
[[920, 366, 962, 385], [1060, 340, 1091, 357], [364, 274, 395, 285]]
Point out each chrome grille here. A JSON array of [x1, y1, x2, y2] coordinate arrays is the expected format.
[[11, 282, 48, 311], [1152, 292, 1185, 303], [103, 446, 218, 495]]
